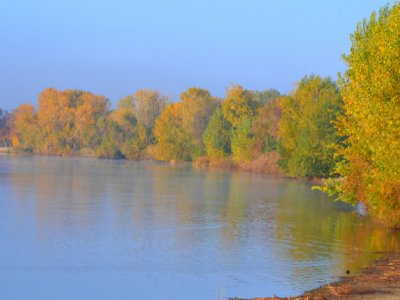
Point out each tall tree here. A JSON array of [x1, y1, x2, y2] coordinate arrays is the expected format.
[[326, 4, 400, 227]]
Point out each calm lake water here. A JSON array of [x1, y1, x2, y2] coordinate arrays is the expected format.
[[1, 156, 400, 299]]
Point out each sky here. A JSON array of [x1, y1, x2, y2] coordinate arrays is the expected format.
[[0, 0, 392, 109]]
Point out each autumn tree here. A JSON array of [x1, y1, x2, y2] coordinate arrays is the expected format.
[[221, 84, 257, 128], [180, 87, 217, 156], [36, 88, 109, 155], [252, 97, 282, 156], [278, 75, 342, 178], [12, 104, 37, 152], [152, 87, 217, 161], [73, 91, 110, 151], [325, 4, 400, 227], [153, 103, 194, 161]]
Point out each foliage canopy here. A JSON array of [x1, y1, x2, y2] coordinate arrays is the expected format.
[[328, 4, 400, 227], [278, 75, 342, 178]]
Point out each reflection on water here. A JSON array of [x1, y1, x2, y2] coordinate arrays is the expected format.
[[0, 156, 399, 299]]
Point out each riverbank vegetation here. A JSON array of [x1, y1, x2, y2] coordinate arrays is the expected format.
[[319, 3, 400, 228], [1, 3, 400, 227], [3, 76, 340, 177]]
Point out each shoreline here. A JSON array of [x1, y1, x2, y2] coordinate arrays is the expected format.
[[0, 147, 13, 153], [2, 150, 325, 183], [239, 253, 400, 300]]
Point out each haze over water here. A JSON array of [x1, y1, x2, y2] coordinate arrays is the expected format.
[[1, 156, 399, 299]]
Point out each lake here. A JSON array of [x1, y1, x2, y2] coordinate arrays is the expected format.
[[1, 155, 399, 299]]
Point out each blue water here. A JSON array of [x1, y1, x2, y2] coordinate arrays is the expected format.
[[0, 156, 399, 299]]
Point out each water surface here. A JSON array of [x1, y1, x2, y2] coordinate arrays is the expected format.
[[1, 156, 399, 299]]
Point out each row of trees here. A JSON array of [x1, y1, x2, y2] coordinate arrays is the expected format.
[[151, 77, 342, 180], [3, 75, 342, 180], [154, 76, 342, 177]]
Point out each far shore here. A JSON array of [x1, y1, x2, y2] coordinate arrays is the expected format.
[[0, 146, 13, 153], [0, 149, 326, 185]]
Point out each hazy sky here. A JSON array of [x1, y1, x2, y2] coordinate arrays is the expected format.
[[0, 0, 391, 109]]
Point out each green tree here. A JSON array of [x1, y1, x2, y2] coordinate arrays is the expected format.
[[230, 117, 255, 164], [202, 107, 231, 159], [278, 75, 342, 178], [326, 4, 400, 227], [120, 125, 148, 160], [94, 117, 125, 159]]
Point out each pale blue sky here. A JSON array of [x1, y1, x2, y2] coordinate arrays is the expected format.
[[0, 0, 391, 109]]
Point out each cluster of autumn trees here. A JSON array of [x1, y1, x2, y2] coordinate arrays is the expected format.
[[149, 78, 342, 180], [6, 88, 167, 159], [2, 3, 400, 227], [2, 75, 342, 179]]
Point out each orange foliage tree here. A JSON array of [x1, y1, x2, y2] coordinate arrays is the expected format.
[[12, 104, 37, 151]]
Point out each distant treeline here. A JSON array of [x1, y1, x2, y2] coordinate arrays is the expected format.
[[0, 75, 342, 179], [2, 3, 400, 228]]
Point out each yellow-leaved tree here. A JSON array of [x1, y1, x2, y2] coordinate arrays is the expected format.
[[326, 4, 400, 227], [153, 103, 194, 162]]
